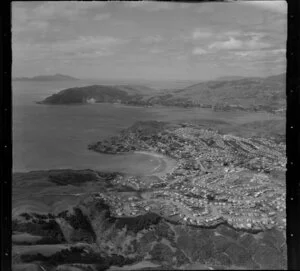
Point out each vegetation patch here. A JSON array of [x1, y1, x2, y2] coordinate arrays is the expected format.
[[58, 208, 96, 243], [20, 246, 137, 270], [48, 170, 100, 186], [12, 219, 65, 243], [115, 213, 161, 233], [150, 243, 174, 263]]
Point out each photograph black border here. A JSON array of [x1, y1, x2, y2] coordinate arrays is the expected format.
[[1, 0, 300, 270], [1, 0, 12, 270], [286, 0, 300, 269]]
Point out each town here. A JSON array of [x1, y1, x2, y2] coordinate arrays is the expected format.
[[89, 121, 286, 233]]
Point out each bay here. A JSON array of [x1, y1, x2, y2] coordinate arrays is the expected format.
[[13, 80, 282, 174]]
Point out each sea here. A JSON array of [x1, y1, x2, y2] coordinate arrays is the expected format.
[[13, 80, 282, 175]]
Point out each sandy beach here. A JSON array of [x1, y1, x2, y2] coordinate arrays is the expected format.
[[134, 151, 177, 177]]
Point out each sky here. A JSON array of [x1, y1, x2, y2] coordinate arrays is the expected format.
[[12, 1, 287, 81]]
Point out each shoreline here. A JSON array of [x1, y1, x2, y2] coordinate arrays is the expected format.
[[134, 150, 168, 158], [13, 150, 177, 177], [134, 150, 177, 177]]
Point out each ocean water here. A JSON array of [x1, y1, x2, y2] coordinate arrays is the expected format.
[[13, 80, 163, 174], [13, 80, 282, 174]]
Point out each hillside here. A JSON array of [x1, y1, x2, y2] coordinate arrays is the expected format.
[[215, 75, 246, 81], [37, 84, 162, 105], [146, 73, 285, 112], [115, 85, 158, 96], [37, 74, 286, 112], [222, 119, 285, 143], [12, 169, 287, 270], [13, 73, 79, 81]]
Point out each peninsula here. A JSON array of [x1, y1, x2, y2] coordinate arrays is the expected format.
[[37, 74, 285, 114]]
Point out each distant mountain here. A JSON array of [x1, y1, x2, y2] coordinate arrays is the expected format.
[[13, 74, 79, 81], [38, 85, 140, 104]]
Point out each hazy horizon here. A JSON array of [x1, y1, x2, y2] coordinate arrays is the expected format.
[[12, 1, 286, 81], [12, 72, 285, 83]]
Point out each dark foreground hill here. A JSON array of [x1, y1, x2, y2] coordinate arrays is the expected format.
[[12, 169, 287, 271]]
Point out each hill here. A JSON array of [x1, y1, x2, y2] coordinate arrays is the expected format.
[[37, 74, 286, 112], [115, 85, 157, 96], [215, 75, 246, 81], [147, 73, 285, 112], [12, 169, 287, 270], [38, 85, 140, 104], [37, 84, 162, 105], [13, 73, 79, 81]]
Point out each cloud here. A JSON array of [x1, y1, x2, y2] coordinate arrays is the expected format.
[[192, 47, 207, 55], [176, 28, 214, 43], [209, 35, 270, 51], [271, 48, 286, 55], [190, 29, 266, 45], [27, 21, 49, 31], [149, 48, 164, 54], [141, 35, 164, 44], [124, 1, 172, 11], [53, 36, 128, 58], [12, 6, 28, 26], [13, 35, 127, 63], [12, 2, 113, 45], [13, 19, 49, 35], [241, 35, 271, 49], [12, 1, 109, 35], [176, 54, 188, 61], [234, 48, 286, 59], [12, 5, 32, 34], [209, 37, 242, 50], [32, 2, 107, 19], [239, 1, 287, 14], [192, 28, 213, 39], [196, 4, 215, 14], [223, 30, 242, 37], [124, 1, 190, 11], [93, 13, 111, 21], [12, 1, 287, 79]]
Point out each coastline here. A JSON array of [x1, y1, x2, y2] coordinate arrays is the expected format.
[[13, 150, 177, 178], [134, 150, 168, 158], [134, 150, 177, 177]]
